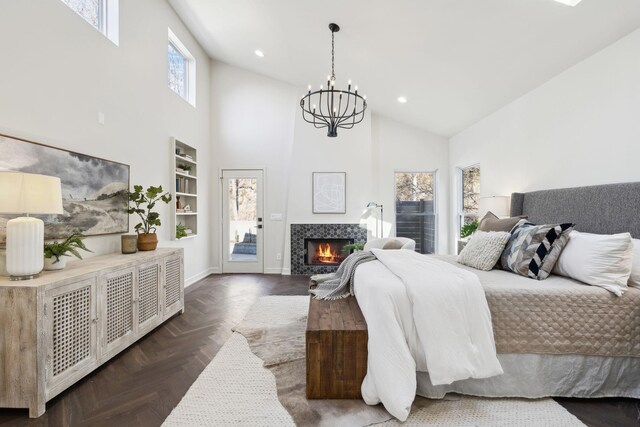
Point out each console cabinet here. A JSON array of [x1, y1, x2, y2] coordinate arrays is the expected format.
[[0, 248, 184, 418]]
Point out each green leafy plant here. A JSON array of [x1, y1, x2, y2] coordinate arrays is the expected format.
[[177, 164, 192, 172], [128, 185, 172, 234], [176, 223, 188, 239], [343, 243, 365, 252], [460, 219, 479, 239], [44, 233, 92, 264]]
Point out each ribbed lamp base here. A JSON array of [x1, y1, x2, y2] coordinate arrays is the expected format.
[[6, 217, 44, 280]]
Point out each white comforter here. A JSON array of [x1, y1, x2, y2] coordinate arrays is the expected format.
[[354, 249, 503, 421]]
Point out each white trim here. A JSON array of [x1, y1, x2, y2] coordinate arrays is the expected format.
[[281, 268, 291, 276], [185, 267, 219, 287], [264, 267, 283, 275], [168, 28, 196, 107]]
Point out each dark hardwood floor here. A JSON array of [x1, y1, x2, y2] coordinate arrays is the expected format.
[[0, 274, 637, 427]]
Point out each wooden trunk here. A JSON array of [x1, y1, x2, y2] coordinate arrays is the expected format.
[[306, 296, 368, 399]]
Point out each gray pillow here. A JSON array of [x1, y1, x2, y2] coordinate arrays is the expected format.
[[457, 231, 511, 271], [382, 239, 404, 250], [501, 220, 575, 280], [478, 211, 527, 233]]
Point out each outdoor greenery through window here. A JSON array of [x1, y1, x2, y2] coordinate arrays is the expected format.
[[395, 172, 436, 254], [459, 165, 481, 236], [168, 29, 195, 106]]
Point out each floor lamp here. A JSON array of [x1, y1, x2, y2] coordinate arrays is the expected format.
[[366, 202, 383, 237], [0, 172, 63, 280]]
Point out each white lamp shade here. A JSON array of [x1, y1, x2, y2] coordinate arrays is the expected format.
[[479, 196, 510, 218], [0, 172, 63, 215]]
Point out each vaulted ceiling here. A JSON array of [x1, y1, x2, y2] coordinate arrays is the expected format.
[[168, 0, 640, 137]]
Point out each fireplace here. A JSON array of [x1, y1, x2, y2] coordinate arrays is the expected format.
[[304, 238, 353, 266]]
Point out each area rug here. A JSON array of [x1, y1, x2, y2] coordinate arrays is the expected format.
[[164, 296, 586, 426]]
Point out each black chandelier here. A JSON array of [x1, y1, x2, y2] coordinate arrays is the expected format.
[[300, 23, 367, 138]]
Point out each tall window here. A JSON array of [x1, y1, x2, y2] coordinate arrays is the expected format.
[[458, 165, 481, 234], [168, 29, 196, 106], [395, 172, 437, 254], [60, 0, 119, 45]]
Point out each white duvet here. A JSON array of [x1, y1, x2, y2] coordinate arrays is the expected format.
[[354, 249, 503, 421]]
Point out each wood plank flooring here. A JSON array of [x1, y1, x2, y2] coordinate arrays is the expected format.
[[0, 273, 637, 426]]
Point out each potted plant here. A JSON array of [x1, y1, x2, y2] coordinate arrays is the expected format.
[[176, 223, 188, 240], [128, 185, 172, 251], [43, 233, 92, 271], [460, 219, 479, 239], [343, 243, 364, 252]]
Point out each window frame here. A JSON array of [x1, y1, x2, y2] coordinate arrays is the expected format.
[[393, 169, 438, 254], [168, 28, 196, 107], [457, 164, 481, 240], [60, 0, 119, 45]]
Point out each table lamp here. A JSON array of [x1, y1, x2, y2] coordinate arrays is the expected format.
[[479, 195, 509, 218], [0, 172, 63, 280]]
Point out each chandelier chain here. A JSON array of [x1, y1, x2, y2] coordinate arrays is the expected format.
[[331, 30, 335, 81]]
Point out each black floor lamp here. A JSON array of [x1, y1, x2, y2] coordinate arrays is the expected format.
[[366, 202, 383, 237]]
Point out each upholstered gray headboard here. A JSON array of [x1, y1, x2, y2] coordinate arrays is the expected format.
[[510, 182, 640, 239]]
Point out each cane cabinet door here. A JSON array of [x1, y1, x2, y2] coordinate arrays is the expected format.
[[100, 267, 135, 357], [136, 260, 162, 335], [163, 255, 183, 316]]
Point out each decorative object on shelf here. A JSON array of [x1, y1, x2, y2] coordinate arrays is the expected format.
[[121, 234, 138, 254], [479, 195, 510, 218], [172, 138, 198, 240], [312, 172, 346, 214], [176, 223, 188, 240], [183, 204, 191, 212], [176, 196, 181, 210], [460, 219, 479, 238], [300, 23, 367, 137], [343, 242, 364, 252], [0, 172, 63, 280], [128, 184, 172, 251], [0, 133, 129, 238], [43, 233, 92, 271], [177, 164, 192, 175], [366, 202, 384, 237]]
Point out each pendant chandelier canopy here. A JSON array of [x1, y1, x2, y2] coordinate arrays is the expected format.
[[300, 23, 367, 137]]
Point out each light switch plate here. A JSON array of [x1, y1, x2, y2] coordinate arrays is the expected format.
[[270, 213, 283, 221]]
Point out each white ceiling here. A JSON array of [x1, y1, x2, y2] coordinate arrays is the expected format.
[[168, 0, 640, 137]]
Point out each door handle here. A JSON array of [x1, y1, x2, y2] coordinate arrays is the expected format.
[[257, 218, 263, 222], [257, 225, 263, 229]]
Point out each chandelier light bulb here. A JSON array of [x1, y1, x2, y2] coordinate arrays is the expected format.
[[308, 84, 311, 90], [320, 84, 323, 90], [348, 79, 351, 85]]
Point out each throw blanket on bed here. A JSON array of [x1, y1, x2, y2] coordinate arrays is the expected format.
[[356, 249, 504, 421], [309, 250, 377, 300]]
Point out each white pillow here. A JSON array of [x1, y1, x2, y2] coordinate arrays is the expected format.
[[629, 239, 640, 288], [457, 231, 511, 271], [552, 231, 633, 296]]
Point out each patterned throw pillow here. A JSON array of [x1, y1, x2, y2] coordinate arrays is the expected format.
[[501, 221, 575, 280]]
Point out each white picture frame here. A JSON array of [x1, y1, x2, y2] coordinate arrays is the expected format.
[[312, 172, 346, 214]]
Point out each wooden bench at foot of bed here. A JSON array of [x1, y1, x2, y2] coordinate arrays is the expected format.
[[306, 296, 368, 399]]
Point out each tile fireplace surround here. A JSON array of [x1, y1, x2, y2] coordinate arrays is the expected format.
[[291, 224, 367, 275]]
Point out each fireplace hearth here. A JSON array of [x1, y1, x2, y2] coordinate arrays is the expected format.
[[305, 238, 353, 266]]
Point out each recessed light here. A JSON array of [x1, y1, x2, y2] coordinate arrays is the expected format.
[[254, 49, 264, 58], [397, 96, 408, 104], [553, 0, 582, 6]]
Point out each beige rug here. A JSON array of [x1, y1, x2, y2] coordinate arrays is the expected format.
[[164, 296, 586, 426]]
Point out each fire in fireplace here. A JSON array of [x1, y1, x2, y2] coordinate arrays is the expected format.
[[304, 238, 354, 266]]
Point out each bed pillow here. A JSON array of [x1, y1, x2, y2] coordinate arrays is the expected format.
[[457, 230, 511, 271], [478, 211, 527, 233], [501, 220, 574, 280], [628, 239, 640, 288], [552, 231, 632, 296], [382, 239, 404, 250]]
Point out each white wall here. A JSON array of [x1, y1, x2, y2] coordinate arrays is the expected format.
[[0, 0, 212, 284], [209, 61, 451, 273], [449, 28, 640, 252]]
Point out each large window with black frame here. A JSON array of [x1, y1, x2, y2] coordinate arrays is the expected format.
[[394, 171, 437, 254], [458, 165, 481, 240]]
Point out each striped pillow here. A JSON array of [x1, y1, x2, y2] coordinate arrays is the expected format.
[[501, 220, 575, 280]]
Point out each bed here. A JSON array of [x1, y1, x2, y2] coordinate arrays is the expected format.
[[353, 182, 640, 420]]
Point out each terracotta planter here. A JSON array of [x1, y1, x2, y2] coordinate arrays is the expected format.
[[137, 233, 158, 251]]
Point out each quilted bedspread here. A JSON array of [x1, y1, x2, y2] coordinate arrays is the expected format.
[[437, 255, 640, 358]]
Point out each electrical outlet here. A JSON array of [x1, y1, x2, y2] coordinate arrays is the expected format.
[[276, 253, 282, 260]]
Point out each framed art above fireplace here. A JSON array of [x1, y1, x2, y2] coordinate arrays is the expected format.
[[312, 172, 346, 214], [0, 133, 130, 242]]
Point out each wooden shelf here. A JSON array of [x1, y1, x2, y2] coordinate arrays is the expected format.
[[172, 138, 198, 241]]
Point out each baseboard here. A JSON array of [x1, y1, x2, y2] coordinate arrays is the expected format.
[[264, 267, 283, 275], [185, 267, 219, 287], [281, 268, 291, 276]]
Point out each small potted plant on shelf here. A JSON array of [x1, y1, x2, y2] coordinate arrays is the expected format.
[[128, 185, 172, 251], [177, 164, 192, 175], [43, 233, 92, 271], [176, 223, 188, 240], [343, 243, 364, 252]]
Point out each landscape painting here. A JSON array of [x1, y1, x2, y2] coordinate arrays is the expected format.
[[0, 134, 129, 243]]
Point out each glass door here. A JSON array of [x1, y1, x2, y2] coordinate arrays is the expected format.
[[221, 170, 264, 273]]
